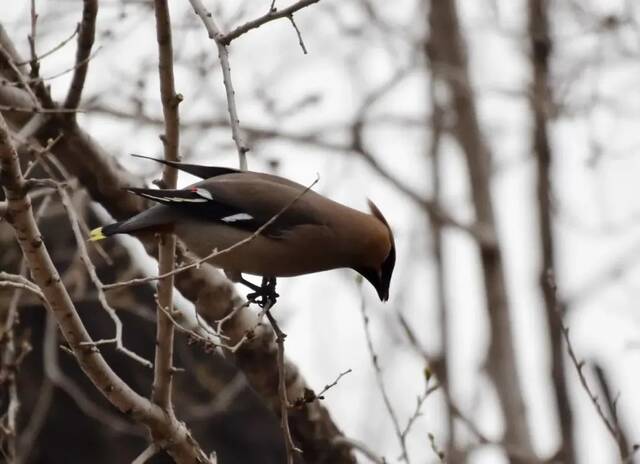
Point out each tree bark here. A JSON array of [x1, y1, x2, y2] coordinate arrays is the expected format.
[[426, 1, 533, 460], [528, 1, 576, 462]]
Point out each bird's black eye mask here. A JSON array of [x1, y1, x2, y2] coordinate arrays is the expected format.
[[381, 244, 395, 294], [367, 199, 396, 299]]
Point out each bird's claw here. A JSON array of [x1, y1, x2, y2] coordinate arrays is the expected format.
[[247, 290, 279, 308], [246, 277, 279, 308]]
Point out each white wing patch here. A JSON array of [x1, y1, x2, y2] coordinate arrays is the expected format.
[[193, 188, 213, 200], [141, 193, 208, 203], [221, 213, 254, 223]]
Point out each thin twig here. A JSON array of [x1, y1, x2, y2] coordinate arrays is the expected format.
[[23, 135, 63, 178], [155, 298, 216, 346], [0, 104, 82, 114], [560, 326, 618, 437], [28, 0, 39, 80], [220, 0, 320, 44], [131, 443, 161, 464], [0, 261, 30, 463], [188, 0, 322, 166], [188, 0, 249, 169], [428, 433, 446, 463], [315, 368, 352, 400], [264, 305, 302, 463], [214, 300, 250, 333], [291, 368, 353, 408], [287, 15, 308, 54], [0, 272, 44, 300], [15, 379, 53, 464], [400, 382, 439, 443], [0, 45, 40, 108], [332, 436, 386, 464], [548, 273, 624, 452], [15, 24, 79, 66], [4, 47, 102, 88], [42, 315, 142, 437], [57, 186, 152, 368], [359, 287, 409, 463], [592, 362, 636, 460]]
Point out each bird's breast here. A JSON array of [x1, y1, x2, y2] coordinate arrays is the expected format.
[[174, 222, 347, 277]]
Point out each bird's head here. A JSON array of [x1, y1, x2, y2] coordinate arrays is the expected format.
[[355, 200, 396, 302]]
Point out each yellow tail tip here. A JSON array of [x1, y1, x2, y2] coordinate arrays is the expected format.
[[88, 227, 106, 242]]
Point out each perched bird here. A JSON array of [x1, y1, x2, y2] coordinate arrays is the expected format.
[[90, 155, 395, 302]]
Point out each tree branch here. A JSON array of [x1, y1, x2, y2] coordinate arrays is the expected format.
[[188, 0, 248, 169], [527, 0, 576, 461], [151, 0, 181, 414], [264, 306, 301, 464], [220, 0, 320, 45], [359, 290, 408, 463], [427, 1, 533, 459], [0, 25, 355, 463], [64, 0, 98, 110], [0, 111, 210, 463]]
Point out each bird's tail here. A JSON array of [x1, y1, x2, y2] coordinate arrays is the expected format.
[[88, 206, 178, 242], [88, 222, 125, 242]]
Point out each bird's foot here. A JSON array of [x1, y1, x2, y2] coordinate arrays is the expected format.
[[245, 277, 279, 308]]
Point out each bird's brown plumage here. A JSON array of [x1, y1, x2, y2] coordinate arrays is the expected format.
[[91, 159, 395, 300], [173, 173, 392, 276]]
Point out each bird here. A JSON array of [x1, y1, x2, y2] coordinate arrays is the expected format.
[[89, 155, 395, 304]]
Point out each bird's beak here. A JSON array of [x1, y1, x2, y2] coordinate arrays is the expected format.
[[357, 267, 389, 302], [378, 285, 389, 302]]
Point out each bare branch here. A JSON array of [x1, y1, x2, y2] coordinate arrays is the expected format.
[[188, 0, 249, 169], [0, 261, 30, 462], [131, 443, 161, 464], [0, 272, 44, 300], [0, 104, 81, 114], [401, 381, 439, 444], [15, 24, 79, 66], [0, 45, 40, 108], [427, 0, 533, 456], [0, 111, 211, 463], [287, 15, 308, 54], [4, 47, 102, 89], [547, 272, 633, 459], [220, 0, 320, 44], [348, 67, 493, 245], [15, 379, 53, 463], [527, 0, 576, 460], [152, 0, 182, 414], [57, 186, 152, 368], [359, 288, 408, 463], [42, 315, 141, 437], [332, 436, 385, 464], [264, 305, 301, 463], [592, 362, 635, 459], [560, 324, 621, 450], [64, 0, 98, 109], [316, 369, 352, 398], [428, 433, 445, 463]]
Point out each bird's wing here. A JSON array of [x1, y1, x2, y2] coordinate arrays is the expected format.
[[198, 175, 327, 236], [127, 186, 258, 227], [131, 154, 240, 179], [126, 174, 326, 239]]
